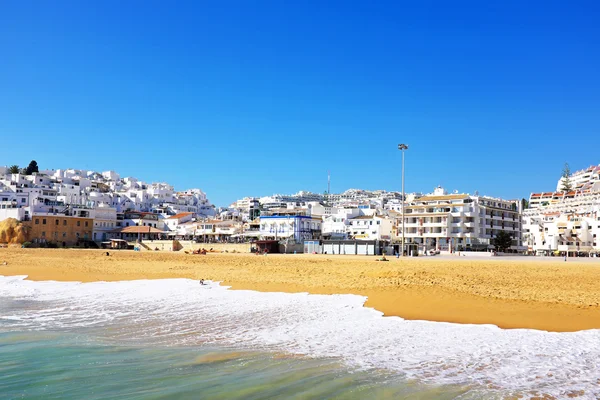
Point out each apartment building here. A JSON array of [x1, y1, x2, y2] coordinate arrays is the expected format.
[[396, 187, 523, 254], [556, 164, 600, 193], [523, 188, 600, 255]]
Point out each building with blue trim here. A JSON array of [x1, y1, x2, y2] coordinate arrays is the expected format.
[[259, 215, 322, 242]]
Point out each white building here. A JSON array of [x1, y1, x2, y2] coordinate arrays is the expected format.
[[556, 164, 600, 193], [321, 208, 361, 239], [348, 215, 394, 241], [92, 206, 117, 242], [396, 187, 523, 254], [523, 186, 600, 255], [259, 215, 322, 242], [164, 212, 195, 232]]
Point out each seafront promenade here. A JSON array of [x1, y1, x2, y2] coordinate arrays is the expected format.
[[2, 248, 599, 332]]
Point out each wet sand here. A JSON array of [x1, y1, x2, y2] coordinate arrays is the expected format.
[[2, 248, 600, 332]]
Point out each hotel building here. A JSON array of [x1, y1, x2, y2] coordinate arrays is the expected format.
[[396, 187, 523, 253]]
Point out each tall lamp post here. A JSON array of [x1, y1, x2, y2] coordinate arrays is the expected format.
[[398, 144, 408, 256]]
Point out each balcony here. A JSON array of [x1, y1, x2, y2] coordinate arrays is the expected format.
[[424, 231, 445, 237]]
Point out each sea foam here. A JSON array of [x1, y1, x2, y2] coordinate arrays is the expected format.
[[1, 275, 599, 398]]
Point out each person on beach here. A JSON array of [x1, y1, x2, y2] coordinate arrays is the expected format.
[[199, 279, 205, 285]]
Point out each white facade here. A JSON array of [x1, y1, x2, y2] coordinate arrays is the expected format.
[[92, 206, 117, 242], [321, 208, 361, 239], [164, 212, 195, 232], [523, 189, 600, 255], [259, 215, 322, 242], [556, 164, 600, 192], [348, 215, 394, 241], [396, 187, 523, 253], [0, 167, 215, 243]]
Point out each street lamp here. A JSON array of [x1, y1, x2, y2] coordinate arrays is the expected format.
[[398, 144, 408, 256]]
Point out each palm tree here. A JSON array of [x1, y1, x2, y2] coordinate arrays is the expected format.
[[8, 165, 19, 174]]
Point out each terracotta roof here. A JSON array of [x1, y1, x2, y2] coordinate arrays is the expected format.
[[111, 226, 164, 234], [167, 212, 194, 220]]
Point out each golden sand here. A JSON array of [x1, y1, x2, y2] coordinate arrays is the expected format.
[[1, 248, 600, 332]]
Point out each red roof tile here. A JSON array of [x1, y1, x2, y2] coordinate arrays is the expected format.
[[167, 212, 194, 220]]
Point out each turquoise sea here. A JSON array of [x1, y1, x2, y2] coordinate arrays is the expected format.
[[0, 332, 470, 399], [1, 276, 598, 399]]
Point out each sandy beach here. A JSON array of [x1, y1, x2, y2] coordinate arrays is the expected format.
[[2, 248, 600, 332]]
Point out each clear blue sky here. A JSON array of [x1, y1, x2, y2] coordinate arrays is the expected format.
[[1, 1, 599, 206]]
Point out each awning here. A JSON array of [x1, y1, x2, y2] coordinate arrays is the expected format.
[[110, 226, 165, 234]]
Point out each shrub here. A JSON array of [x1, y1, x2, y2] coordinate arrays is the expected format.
[[22, 242, 33, 248]]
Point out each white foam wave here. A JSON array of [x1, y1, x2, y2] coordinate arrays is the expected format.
[[1, 275, 599, 398]]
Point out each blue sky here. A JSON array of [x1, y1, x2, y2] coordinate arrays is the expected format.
[[1, 1, 599, 206]]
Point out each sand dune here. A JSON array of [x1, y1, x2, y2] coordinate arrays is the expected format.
[[1, 248, 599, 332]]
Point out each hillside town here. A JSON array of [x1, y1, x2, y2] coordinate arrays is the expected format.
[[1, 161, 600, 257]]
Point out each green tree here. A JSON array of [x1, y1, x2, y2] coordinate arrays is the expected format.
[[521, 198, 529, 210], [560, 162, 572, 192], [492, 230, 513, 252], [8, 165, 19, 174], [25, 160, 39, 175]]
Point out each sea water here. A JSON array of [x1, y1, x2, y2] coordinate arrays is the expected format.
[[0, 276, 599, 399]]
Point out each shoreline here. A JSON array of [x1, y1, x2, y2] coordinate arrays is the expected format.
[[2, 248, 600, 332]]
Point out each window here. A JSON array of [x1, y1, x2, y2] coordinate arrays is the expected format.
[[85, 221, 88, 227], [63, 220, 67, 226], [42, 219, 46, 225], [41, 231, 46, 237], [63, 232, 67, 238], [55, 219, 59, 225], [77, 221, 80, 227], [21, 198, 26, 203], [35, 219, 39, 225]]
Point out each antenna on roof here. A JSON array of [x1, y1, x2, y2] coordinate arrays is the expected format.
[[327, 170, 331, 195]]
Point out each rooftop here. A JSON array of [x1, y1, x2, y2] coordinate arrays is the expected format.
[[167, 212, 194, 220]]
